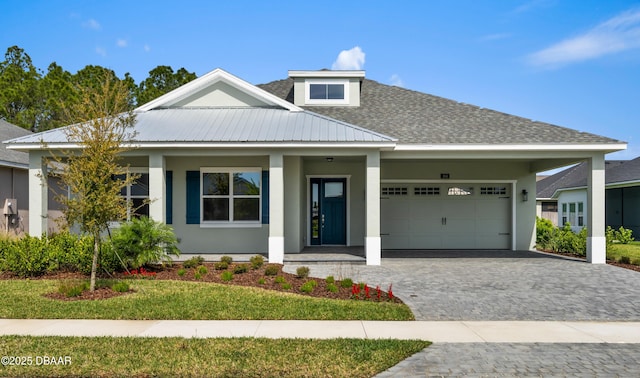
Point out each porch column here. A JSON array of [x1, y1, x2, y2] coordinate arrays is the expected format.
[[365, 151, 381, 265], [148, 153, 165, 223], [587, 154, 606, 264], [28, 151, 48, 236], [268, 153, 285, 264]]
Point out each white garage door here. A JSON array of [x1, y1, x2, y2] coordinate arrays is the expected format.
[[381, 184, 511, 249]]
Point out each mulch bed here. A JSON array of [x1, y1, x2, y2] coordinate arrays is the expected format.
[[3, 263, 400, 303]]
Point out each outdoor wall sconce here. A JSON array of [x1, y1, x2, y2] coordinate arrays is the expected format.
[[326, 157, 334, 162], [521, 189, 529, 202]]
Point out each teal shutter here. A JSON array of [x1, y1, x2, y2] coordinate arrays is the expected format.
[[262, 170, 269, 224], [186, 171, 200, 224], [166, 171, 173, 224]]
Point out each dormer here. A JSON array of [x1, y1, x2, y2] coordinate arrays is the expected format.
[[288, 70, 365, 107]]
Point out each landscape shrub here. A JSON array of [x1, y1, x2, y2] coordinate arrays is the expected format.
[[282, 283, 292, 290], [614, 227, 634, 244], [58, 280, 89, 298], [618, 256, 631, 264], [1, 234, 55, 277], [296, 266, 310, 278], [221, 271, 233, 281], [109, 216, 180, 269], [111, 281, 130, 293], [631, 258, 640, 266], [536, 220, 587, 256], [274, 276, 286, 284], [220, 256, 233, 264], [233, 263, 249, 274], [194, 272, 202, 280], [214, 261, 228, 270], [197, 265, 208, 276], [326, 283, 338, 293], [325, 276, 335, 284], [264, 264, 279, 276], [258, 278, 266, 285], [300, 281, 315, 293], [250, 255, 264, 269], [183, 256, 205, 269], [340, 278, 354, 288], [177, 268, 186, 277]]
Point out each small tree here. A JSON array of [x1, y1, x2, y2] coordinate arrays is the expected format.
[[47, 71, 137, 291]]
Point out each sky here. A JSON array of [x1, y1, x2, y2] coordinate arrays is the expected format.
[[1, 0, 639, 164]]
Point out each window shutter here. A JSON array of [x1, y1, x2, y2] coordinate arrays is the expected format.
[[186, 171, 200, 224], [262, 170, 269, 224], [166, 171, 173, 224]]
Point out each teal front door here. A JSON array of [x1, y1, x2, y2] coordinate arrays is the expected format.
[[310, 178, 347, 245]]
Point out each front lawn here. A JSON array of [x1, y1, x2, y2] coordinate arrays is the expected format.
[[607, 241, 640, 264], [0, 279, 414, 320], [0, 336, 430, 378]]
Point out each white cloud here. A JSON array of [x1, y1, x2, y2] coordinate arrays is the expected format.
[[144, 44, 151, 53], [116, 39, 128, 48], [82, 18, 101, 30], [389, 74, 404, 87], [528, 8, 640, 68], [95, 46, 107, 57], [331, 46, 365, 70]]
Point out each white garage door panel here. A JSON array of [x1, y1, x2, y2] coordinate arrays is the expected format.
[[381, 183, 511, 250]]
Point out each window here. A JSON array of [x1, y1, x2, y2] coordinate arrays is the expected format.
[[561, 202, 584, 227], [114, 170, 149, 220], [414, 187, 440, 196], [448, 186, 473, 196], [382, 187, 408, 196], [305, 80, 349, 104], [201, 169, 261, 223], [309, 83, 344, 100], [480, 186, 507, 195]]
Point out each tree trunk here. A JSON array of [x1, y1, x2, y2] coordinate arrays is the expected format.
[[90, 233, 100, 291]]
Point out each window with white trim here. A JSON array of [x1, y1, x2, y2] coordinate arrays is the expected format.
[[114, 169, 149, 220], [305, 79, 349, 105], [201, 169, 261, 223], [561, 202, 584, 227]]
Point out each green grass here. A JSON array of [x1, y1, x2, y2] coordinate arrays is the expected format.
[[607, 241, 640, 264], [0, 336, 430, 378], [0, 279, 414, 320]]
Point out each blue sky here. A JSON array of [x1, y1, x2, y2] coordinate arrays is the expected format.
[[2, 0, 639, 161]]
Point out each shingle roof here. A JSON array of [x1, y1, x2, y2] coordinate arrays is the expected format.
[[5, 108, 396, 146], [536, 158, 639, 198], [0, 119, 31, 167], [258, 78, 623, 145]]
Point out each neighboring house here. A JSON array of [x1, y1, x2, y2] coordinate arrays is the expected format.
[[537, 157, 640, 236], [4, 69, 626, 264], [0, 120, 64, 234]]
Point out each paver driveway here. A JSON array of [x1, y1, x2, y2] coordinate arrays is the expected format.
[[287, 250, 640, 321], [285, 250, 640, 376]]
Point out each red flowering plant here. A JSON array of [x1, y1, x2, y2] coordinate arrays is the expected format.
[[123, 266, 157, 279]]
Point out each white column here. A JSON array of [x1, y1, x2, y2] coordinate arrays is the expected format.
[[587, 154, 606, 264], [28, 151, 48, 236], [148, 153, 165, 223], [365, 151, 381, 265], [268, 153, 285, 264]]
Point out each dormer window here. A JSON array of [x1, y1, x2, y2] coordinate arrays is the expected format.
[[305, 79, 349, 105], [310, 83, 345, 100]]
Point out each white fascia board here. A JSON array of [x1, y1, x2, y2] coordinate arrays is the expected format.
[[606, 180, 640, 189], [136, 68, 303, 112], [288, 70, 365, 78], [393, 143, 628, 152], [129, 142, 396, 149], [551, 186, 587, 199]]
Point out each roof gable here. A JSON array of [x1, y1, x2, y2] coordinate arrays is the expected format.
[[137, 68, 302, 112]]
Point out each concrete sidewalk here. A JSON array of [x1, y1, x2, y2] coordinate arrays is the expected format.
[[1, 319, 640, 343]]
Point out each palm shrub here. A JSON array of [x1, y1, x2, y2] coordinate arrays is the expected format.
[[108, 216, 180, 269]]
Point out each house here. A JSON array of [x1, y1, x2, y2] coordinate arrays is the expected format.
[[0, 119, 65, 234], [4, 69, 626, 264], [537, 157, 640, 236]]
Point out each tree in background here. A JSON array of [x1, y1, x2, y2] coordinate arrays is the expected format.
[[136, 65, 196, 105], [0, 46, 42, 131], [38, 62, 78, 131], [48, 70, 137, 291]]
